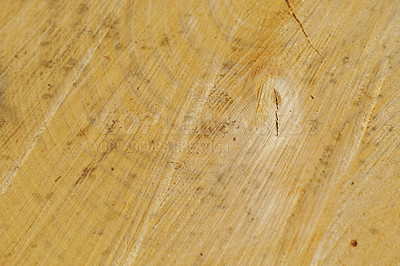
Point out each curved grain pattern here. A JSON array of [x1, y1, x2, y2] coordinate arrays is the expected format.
[[0, 0, 399, 265]]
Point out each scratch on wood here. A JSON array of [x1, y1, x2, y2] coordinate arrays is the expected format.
[[75, 166, 96, 186], [285, 0, 321, 56], [274, 88, 280, 136], [274, 88, 279, 111]]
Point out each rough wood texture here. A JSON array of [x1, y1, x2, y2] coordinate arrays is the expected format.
[[1, 0, 399, 264]]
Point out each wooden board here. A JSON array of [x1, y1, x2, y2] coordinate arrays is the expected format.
[[1, 0, 399, 264]]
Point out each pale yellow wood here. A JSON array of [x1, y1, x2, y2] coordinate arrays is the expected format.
[[1, 0, 399, 265]]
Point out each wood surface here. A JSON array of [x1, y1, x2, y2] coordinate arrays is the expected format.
[[1, 0, 400, 264]]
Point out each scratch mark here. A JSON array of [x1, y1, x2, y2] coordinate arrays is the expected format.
[[274, 88, 279, 111], [285, 0, 321, 56], [54, 176, 61, 182], [74, 166, 96, 187], [274, 88, 279, 136]]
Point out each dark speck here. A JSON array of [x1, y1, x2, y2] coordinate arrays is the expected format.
[[351, 240, 358, 247]]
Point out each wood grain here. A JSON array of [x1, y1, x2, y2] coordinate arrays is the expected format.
[[1, 0, 399, 264]]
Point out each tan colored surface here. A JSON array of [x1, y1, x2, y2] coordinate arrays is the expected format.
[[1, 0, 399, 264]]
